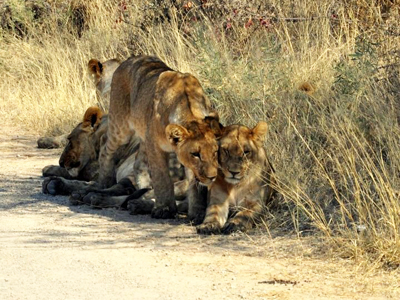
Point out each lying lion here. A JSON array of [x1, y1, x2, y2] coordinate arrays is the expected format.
[[37, 58, 121, 149], [42, 106, 187, 211]]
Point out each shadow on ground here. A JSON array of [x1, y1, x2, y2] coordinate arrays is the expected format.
[[0, 133, 298, 257], [0, 174, 294, 256]]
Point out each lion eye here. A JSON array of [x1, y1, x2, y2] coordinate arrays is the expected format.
[[191, 152, 200, 158]]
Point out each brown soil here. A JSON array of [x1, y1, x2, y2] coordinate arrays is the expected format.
[[0, 126, 399, 299]]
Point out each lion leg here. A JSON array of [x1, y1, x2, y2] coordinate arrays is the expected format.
[[75, 191, 146, 209], [99, 78, 134, 188], [84, 194, 129, 208], [127, 175, 188, 215], [42, 176, 100, 196], [126, 189, 187, 215], [127, 197, 155, 215], [98, 122, 133, 189], [145, 143, 177, 219], [88, 177, 136, 197], [128, 178, 187, 204], [174, 179, 189, 200], [42, 165, 72, 179], [176, 199, 188, 214], [133, 143, 152, 189], [196, 187, 229, 235], [187, 177, 208, 225], [69, 178, 137, 206], [222, 199, 263, 234]]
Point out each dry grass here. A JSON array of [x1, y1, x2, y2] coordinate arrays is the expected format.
[[1, 0, 399, 269]]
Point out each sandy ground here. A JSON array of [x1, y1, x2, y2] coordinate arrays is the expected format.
[[0, 126, 399, 300]]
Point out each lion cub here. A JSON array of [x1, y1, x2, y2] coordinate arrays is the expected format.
[[98, 55, 221, 219], [196, 122, 276, 235]]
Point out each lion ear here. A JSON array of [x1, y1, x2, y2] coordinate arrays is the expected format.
[[166, 124, 190, 146], [251, 121, 268, 143], [88, 59, 103, 77], [82, 106, 103, 130], [204, 116, 224, 138]]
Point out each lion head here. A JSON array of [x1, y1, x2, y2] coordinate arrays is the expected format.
[[88, 58, 121, 110], [59, 106, 106, 178], [218, 122, 269, 185], [166, 117, 222, 186]]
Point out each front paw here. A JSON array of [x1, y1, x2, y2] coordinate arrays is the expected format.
[[127, 198, 154, 215], [196, 222, 222, 235], [42, 177, 66, 195], [222, 221, 249, 235], [84, 192, 106, 208], [69, 192, 85, 206], [69, 189, 93, 205], [151, 205, 177, 219], [190, 212, 205, 226]]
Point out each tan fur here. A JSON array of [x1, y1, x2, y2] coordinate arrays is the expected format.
[[82, 106, 103, 128], [58, 106, 108, 180], [42, 106, 187, 209], [45, 106, 184, 186], [88, 58, 121, 111], [98, 55, 220, 219], [196, 122, 276, 235]]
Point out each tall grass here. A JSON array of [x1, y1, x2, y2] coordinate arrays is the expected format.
[[1, 0, 399, 268]]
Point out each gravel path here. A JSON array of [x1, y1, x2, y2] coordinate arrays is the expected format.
[[0, 126, 398, 299]]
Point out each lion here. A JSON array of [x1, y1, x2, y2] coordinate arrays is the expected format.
[[42, 106, 105, 182], [98, 55, 221, 219], [37, 58, 121, 149], [87, 58, 121, 111], [42, 106, 187, 210], [196, 122, 276, 235], [42, 105, 140, 198]]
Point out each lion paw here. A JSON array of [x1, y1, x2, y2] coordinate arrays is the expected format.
[[196, 222, 222, 235], [190, 212, 206, 226], [222, 221, 248, 235], [84, 192, 104, 208], [69, 196, 83, 206], [42, 177, 65, 195], [151, 206, 177, 219], [128, 198, 154, 215], [68, 191, 87, 206]]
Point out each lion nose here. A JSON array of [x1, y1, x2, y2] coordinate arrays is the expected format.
[[230, 171, 240, 177]]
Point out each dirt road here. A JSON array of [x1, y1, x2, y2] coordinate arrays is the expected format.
[[0, 126, 399, 299]]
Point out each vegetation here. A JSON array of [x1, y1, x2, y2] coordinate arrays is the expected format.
[[1, 0, 399, 269]]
